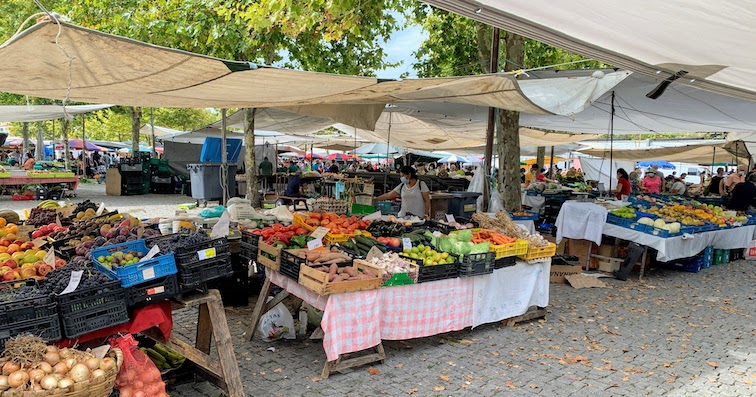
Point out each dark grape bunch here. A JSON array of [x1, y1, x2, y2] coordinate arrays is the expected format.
[[40, 263, 112, 295], [148, 229, 210, 253], [71, 200, 98, 215], [27, 207, 58, 226], [0, 283, 47, 303]]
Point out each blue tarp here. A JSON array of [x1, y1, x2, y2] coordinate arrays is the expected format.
[[637, 160, 675, 170]]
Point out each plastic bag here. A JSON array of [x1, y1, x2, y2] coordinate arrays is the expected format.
[[112, 335, 168, 397], [199, 205, 225, 218], [746, 240, 756, 260], [489, 188, 504, 213], [259, 299, 296, 342], [467, 164, 484, 212]]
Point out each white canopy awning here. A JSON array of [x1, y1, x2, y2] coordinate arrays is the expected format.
[[0, 21, 626, 131], [423, 0, 756, 101], [580, 141, 750, 165], [0, 104, 112, 122], [139, 124, 186, 138]]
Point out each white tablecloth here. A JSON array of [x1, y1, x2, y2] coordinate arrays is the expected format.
[[602, 224, 755, 261], [266, 261, 551, 361], [556, 201, 608, 245], [521, 193, 546, 211]]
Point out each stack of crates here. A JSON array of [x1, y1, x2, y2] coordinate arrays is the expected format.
[[713, 249, 730, 265]]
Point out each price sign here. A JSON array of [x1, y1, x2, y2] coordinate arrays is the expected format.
[[140, 245, 160, 262], [363, 211, 382, 221], [55, 215, 62, 227], [402, 237, 412, 251], [310, 227, 330, 240], [445, 214, 456, 223], [146, 286, 165, 296], [95, 202, 106, 216], [307, 239, 324, 251], [141, 267, 156, 280], [211, 211, 231, 238], [432, 231, 442, 237], [197, 247, 217, 260], [43, 249, 56, 267], [60, 270, 83, 295]]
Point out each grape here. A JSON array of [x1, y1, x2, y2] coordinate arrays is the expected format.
[[147, 229, 211, 253], [27, 207, 58, 226], [39, 263, 112, 295]]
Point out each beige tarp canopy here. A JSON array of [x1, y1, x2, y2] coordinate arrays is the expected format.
[[332, 107, 600, 151], [580, 141, 750, 165], [0, 21, 631, 131], [0, 104, 112, 122]]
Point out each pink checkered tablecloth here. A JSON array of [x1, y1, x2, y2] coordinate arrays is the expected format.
[[266, 260, 550, 362]]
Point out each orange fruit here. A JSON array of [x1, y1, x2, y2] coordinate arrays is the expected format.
[[6, 225, 17, 234], [5, 234, 16, 241], [0, 218, 6, 228], [7, 244, 19, 254]]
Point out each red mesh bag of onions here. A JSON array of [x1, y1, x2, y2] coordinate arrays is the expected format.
[[112, 335, 168, 397]]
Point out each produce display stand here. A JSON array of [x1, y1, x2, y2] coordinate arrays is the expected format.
[[248, 261, 551, 378], [0, 176, 79, 191], [143, 290, 244, 397]]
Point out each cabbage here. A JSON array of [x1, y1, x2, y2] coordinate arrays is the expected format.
[[454, 241, 472, 255], [470, 242, 491, 254], [438, 237, 454, 253], [455, 229, 473, 243]]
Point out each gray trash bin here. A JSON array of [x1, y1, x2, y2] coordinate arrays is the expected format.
[[187, 163, 237, 201]]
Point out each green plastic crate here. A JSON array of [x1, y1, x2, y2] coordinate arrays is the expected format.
[[351, 203, 375, 216]]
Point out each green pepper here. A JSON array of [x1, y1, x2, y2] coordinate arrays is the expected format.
[[291, 235, 307, 248], [273, 241, 287, 249]]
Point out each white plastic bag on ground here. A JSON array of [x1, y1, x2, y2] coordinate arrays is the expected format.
[[746, 240, 756, 260], [259, 299, 296, 342]]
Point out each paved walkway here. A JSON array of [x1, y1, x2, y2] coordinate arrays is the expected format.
[[168, 260, 755, 396]]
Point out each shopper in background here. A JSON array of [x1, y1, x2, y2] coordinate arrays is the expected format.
[[628, 167, 641, 193], [22, 152, 35, 170], [259, 156, 273, 176], [727, 173, 756, 211], [438, 167, 449, 178], [524, 164, 538, 187], [614, 168, 631, 199], [641, 169, 662, 194], [652, 164, 664, 180], [724, 165, 746, 195], [706, 167, 725, 196], [670, 176, 687, 195]]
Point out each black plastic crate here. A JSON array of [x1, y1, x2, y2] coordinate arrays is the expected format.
[[459, 252, 495, 277], [403, 255, 460, 283], [54, 279, 126, 315], [0, 280, 56, 324], [178, 253, 233, 291], [493, 256, 516, 269], [125, 274, 180, 308], [241, 230, 260, 247], [240, 241, 258, 263], [0, 315, 62, 351], [61, 300, 129, 339], [147, 235, 229, 265]]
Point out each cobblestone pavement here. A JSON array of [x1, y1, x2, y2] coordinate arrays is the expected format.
[[167, 260, 754, 396]]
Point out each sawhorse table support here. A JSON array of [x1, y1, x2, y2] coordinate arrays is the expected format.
[[145, 290, 244, 397], [248, 277, 386, 379]]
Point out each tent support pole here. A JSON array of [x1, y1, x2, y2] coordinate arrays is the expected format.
[[82, 116, 86, 175], [609, 91, 615, 192], [221, 108, 228, 205], [711, 148, 715, 174], [36, 123, 44, 161], [150, 108, 156, 157], [483, 27, 500, 212], [549, 146, 555, 179], [61, 118, 70, 171]]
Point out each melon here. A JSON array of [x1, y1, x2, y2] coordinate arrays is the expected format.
[[668, 222, 681, 234], [638, 217, 655, 226], [0, 210, 19, 225], [653, 218, 666, 229]]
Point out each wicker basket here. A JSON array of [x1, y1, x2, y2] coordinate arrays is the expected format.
[[0, 348, 123, 397], [312, 200, 350, 214]]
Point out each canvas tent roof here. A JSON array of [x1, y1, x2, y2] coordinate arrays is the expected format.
[[423, 0, 756, 101], [140, 124, 186, 138], [580, 141, 750, 165], [0, 104, 111, 122], [0, 21, 628, 131]]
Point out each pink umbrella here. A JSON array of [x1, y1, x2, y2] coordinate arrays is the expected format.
[[304, 153, 324, 160], [327, 153, 351, 161]]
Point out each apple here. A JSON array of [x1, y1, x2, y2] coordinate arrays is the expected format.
[[54, 259, 66, 268], [33, 262, 43, 271], [20, 268, 36, 278], [37, 264, 53, 276], [31, 230, 44, 239], [4, 259, 18, 269], [19, 242, 32, 251], [0, 266, 10, 274], [20, 263, 35, 270], [3, 271, 20, 281]]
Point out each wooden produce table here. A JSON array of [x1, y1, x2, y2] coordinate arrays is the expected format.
[[248, 261, 551, 378], [145, 290, 244, 397], [0, 176, 79, 191]]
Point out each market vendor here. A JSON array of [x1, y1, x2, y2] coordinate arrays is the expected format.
[[724, 165, 746, 195], [373, 166, 431, 218], [669, 176, 686, 195], [727, 173, 756, 211], [706, 167, 725, 195], [285, 170, 303, 197], [524, 164, 538, 187], [641, 169, 662, 194], [613, 168, 631, 199], [22, 152, 35, 170]]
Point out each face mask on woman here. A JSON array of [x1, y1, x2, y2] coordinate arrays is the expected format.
[[739, 171, 745, 176], [400, 176, 409, 184]]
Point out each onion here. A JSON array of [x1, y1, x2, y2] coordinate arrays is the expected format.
[[2, 362, 19, 376], [58, 348, 72, 359], [69, 364, 90, 383], [100, 357, 116, 372], [8, 370, 29, 388], [144, 366, 162, 383], [28, 368, 45, 382], [64, 358, 77, 370], [45, 345, 59, 354], [44, 351, 60, 366], [40, 375, 58, 390], [52, 362, 68, 375], [36, 362, 53, 374], [91, 369, 106, 381], [119, 386, 133, 397], [58, 378, 74, 389], [31, 382, 43, 391], [0, 375, 8, 389], [85, 357, 101, 371]]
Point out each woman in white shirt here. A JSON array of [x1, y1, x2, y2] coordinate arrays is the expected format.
[[374, 166, 431, 218]]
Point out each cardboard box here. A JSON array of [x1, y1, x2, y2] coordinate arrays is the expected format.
[[566, 238, 595, 268], [598, 260, 621, 273], [550, 264, 582, 283], [544, 235, 566, 255]]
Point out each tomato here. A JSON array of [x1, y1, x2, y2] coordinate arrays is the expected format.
[[310, 213, 322, 220], [295, 228, 307, 235], [272, 224, 283, 231]]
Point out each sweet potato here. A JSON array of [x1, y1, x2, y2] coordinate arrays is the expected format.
[[328, 273, 338, 282], [307, 251, 323, 262], [343, 267, 358, 278], [329, 263, 338, 275]]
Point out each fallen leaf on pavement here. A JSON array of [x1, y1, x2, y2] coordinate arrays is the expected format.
[[459, 339, 473, 344], [433, 386, 445, 391], [505, 381, 518, 389], [273, 368, 282, 373], [529, 384, 538, 389], [407, 388, 418, 395], [744, 380, 753, 385], [310, 377, 321, 382], [662, 363, 673, 367], [708, 361, 718, 368], [395, 364, 403, 369], [368, 367, 381, 375]]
